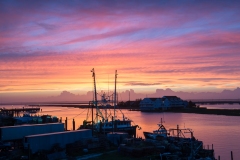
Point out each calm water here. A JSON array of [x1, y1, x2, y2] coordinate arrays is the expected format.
[[2, 104, 240, 160]]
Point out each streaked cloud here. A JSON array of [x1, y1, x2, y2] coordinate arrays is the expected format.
[[125, 82, 162, 86], [1, 0, 240, 100]]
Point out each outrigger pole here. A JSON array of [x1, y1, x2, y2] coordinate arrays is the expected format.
[[91, 68, 98, 123], [114, 70, 117, 121]]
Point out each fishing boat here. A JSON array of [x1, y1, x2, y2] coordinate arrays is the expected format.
[[120, 123, 215, 160], [143, 119, 196, 140], [79, 68, 139, 137], [13, 112, 34, 124], [143, 118, 168, 140], [143, 123, 213, 159]]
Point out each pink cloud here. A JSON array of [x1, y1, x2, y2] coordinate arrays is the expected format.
[[1, 1, 240, 96]]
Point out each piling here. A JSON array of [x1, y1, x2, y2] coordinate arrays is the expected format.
[[91, 103, 93, 135], [112, 116, 114, 133], [100, 120, 102, 133], [218, 155, 220, 160], [65, 117, 68, 131], [28, 144, 31, 160], [177, 125, 179, 138], [231, 151, 233, 160], [133, 126, 136, 138], [72, 119, 75, 130], [114, 120, 117, 132]]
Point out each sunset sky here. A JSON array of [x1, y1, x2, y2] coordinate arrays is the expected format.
[[1, 1, 240, 100]]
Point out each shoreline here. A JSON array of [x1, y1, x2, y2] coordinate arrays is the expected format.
[[143, 108, 240, 116], [29, 104, 240, 116]]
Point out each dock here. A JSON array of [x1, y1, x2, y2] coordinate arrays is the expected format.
[[0, 107, 41, 117]]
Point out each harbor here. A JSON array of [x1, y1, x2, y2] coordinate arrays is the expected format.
[[1, 104, 240, 159], [0, 108, 216, 160], [1, 0, 240, 159]]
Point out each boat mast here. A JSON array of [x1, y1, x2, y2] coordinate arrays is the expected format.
[[114, 70, 117, 121], [91, 68, 98, 122]]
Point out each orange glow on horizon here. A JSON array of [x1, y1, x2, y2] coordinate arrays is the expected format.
[[1, 1, 240, 101]]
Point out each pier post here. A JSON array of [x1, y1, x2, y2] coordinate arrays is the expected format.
[[177, 125, 179, 138], [28, 144, 31, 160], [212, 144, 213, 150], [231, 151, 233, 160], [73, 119, 75, 130], [112, 116, 114, 133], [65, 117, 68, 131], [114, 120, 117, 132], [218, 155, 220, 160], [100, 120, 102, 133], [92, 103, 93, 135], [133, 127, 136, 138]]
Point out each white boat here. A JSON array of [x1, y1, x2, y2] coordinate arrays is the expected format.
[[13, 112, 42, 124], [143, 118, 168, 140], [144, 120, 195, 140], [14, 112, 33, 124]]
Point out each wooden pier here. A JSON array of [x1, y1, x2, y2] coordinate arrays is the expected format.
[[0, 107, 41, 117]]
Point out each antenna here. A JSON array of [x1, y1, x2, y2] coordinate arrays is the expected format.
[[163, 112, 165, 122], [108, 74, 109, 99], [129, 91, 130, 106]]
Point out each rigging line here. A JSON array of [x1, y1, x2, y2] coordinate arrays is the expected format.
[[92, 73, 94, 102], [117, 88, 122, 102], [119, 108, 137, 126], [116, 89, 139, 127], [96, 81, 102, 92], [117, 89, 126, 116], [86, 107, 90, 121], [67, 109, 87, 120]]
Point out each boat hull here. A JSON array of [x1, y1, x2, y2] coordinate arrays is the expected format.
[[143, 131, 166, 140], [79, 125, 137, 137]]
